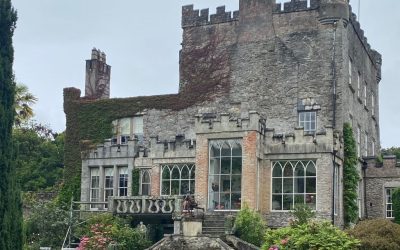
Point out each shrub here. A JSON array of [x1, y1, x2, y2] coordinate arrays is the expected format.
[[234, 204, 266, 247], [262, 221, 360, 250], [348, 219, 400, 250], [24, 201, 71, 249], [76, 213, 151, 250], [290, 204, 315, 226], [393, 188, 400, 224]]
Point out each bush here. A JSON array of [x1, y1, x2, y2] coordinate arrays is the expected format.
[[76, 213, 151, 250], [393, 188, 400, 224], [24, 201, 71, 249], [290, 204, 315, 226], [234, 204, 266, 247], [262, 221, 360, 250], [348, 219, 400, 250]]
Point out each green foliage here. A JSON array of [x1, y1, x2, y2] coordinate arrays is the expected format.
[[263, 221, 360, 250], [347, 219, 400, 250], [24, 201, 71, 249], [234, 204, 266, 247], [343, 123, 360, 227], [290, 204, 316, 226], [381, 147, 400, 160], [393, 188, 400, 224], [132, 168, 140, 196], [14, 83, 37, 126], [0, 0, 22, 248], [76, 213, 151, 250], [13, 127, 64, 191]]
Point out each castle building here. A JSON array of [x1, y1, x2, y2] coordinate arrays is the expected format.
[[63, 0, 399, 230]]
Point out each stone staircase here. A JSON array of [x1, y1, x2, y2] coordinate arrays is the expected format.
[[202, 213, 226, 236]]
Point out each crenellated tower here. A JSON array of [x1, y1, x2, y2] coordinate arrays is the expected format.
[[85, 48, 111, 99]]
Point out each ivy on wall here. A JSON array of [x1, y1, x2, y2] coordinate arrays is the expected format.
[[393, 188, 400, 224], [343, 123, 360, 227], [132, 169, 140, 196]]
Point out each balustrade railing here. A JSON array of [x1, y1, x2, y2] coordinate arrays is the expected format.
[[109, 196, 183, 215]]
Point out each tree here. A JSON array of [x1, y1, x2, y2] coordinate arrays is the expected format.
[[13, 125, 64, 192], [0, 0, 22, 249], [382, 147, 400, 160], [14, 83, 37, 126], [343, 123, 359, 227]]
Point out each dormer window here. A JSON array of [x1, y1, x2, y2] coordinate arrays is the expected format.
[[111, 116, 144, 145]]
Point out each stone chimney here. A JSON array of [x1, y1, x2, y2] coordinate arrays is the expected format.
[[85, 48, 111, 99]]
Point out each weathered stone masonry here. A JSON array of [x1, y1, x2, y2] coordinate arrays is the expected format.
[[63, 0, 393, 228]]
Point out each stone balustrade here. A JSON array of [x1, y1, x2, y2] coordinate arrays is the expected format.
[[109, 196, 183, 215]]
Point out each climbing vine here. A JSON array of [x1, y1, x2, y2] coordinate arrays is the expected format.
[[393, 188, 400, 224], [343, 123, 360, 227], [132, 169, 140, 196]]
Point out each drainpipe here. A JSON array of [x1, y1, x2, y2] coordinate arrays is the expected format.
[[332, 150, 337, 225], [331, 21, 338, 225], [362, 160, 368, 218]]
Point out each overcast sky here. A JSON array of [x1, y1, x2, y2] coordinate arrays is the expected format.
[[11, 0, 400, 148]]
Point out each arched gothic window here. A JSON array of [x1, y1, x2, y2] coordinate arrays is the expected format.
[[140, 169, 151, 196], [272, 160, 316, 211], [161, 164, 195, 195]]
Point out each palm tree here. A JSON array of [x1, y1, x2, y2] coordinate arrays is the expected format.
[[14, 83, 37, 126]]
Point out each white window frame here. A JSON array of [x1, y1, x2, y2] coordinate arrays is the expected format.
[[348, 59, 352, 85], [271, 160, 317, 211], [364, 82, 367, 107], [357, 72, 361, 97], [111, 116, 144, 144], [140, 169, 152, 196], [104, 167, 114, 208], [386, 188, 395, 219], [371, 93, 375, 116], [299, 111, 316, 132], [357, 127, 360, 157], [161, 164, 195, 196], [90, 167, 100, 210], [118, 166, 128, 197], [208, 140, 243, 211]]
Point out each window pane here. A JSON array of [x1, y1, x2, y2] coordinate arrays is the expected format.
[[210, 159, 221, 175], [210, 145, 220, 158], [221, 158, 231, 174], [120, 118, 131, 135], [142, 184, 150, 196], [283, 165, 293, 177], [190, 180, 195, 194], [231, 193, 241, 210], [221, 175, 230, 192], [272, 195, 282, 210], [181, 166, 189, 179], [221, 193, 230, 210], [272, 165, 282, 177], [283, 195, 293, 210], [294, 165, 304, 177], [190, 166, 195, 179], [306, 162, 316, 176], [232, 143, 242, 156], [162, 167, 170, 179], [231, 175, 241, 192], [306, 194, 316, 209], [161, 181, 170, 195], [171, 167, 180, 179], [221, 143, 231, 157], [171, 180, 180, 195], [181, 180, 190, 194], [142, 171, 150, 183], [283, 178, 293, 193], [294, 178, 304, 193], [294, 194, 305, 205], [133, 116, 143, 134], [232, 158, 242, 174], [272, 178, 282, 193], [306, 178, 316, 193]]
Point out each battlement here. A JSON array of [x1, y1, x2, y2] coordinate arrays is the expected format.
[[182, 5, 239, 28], [182, 1, 320, 28], [265, 126, 342, 155], [349, 12, 382, 78]]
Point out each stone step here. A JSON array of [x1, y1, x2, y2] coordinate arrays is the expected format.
[[202, 227, 225, 233]]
